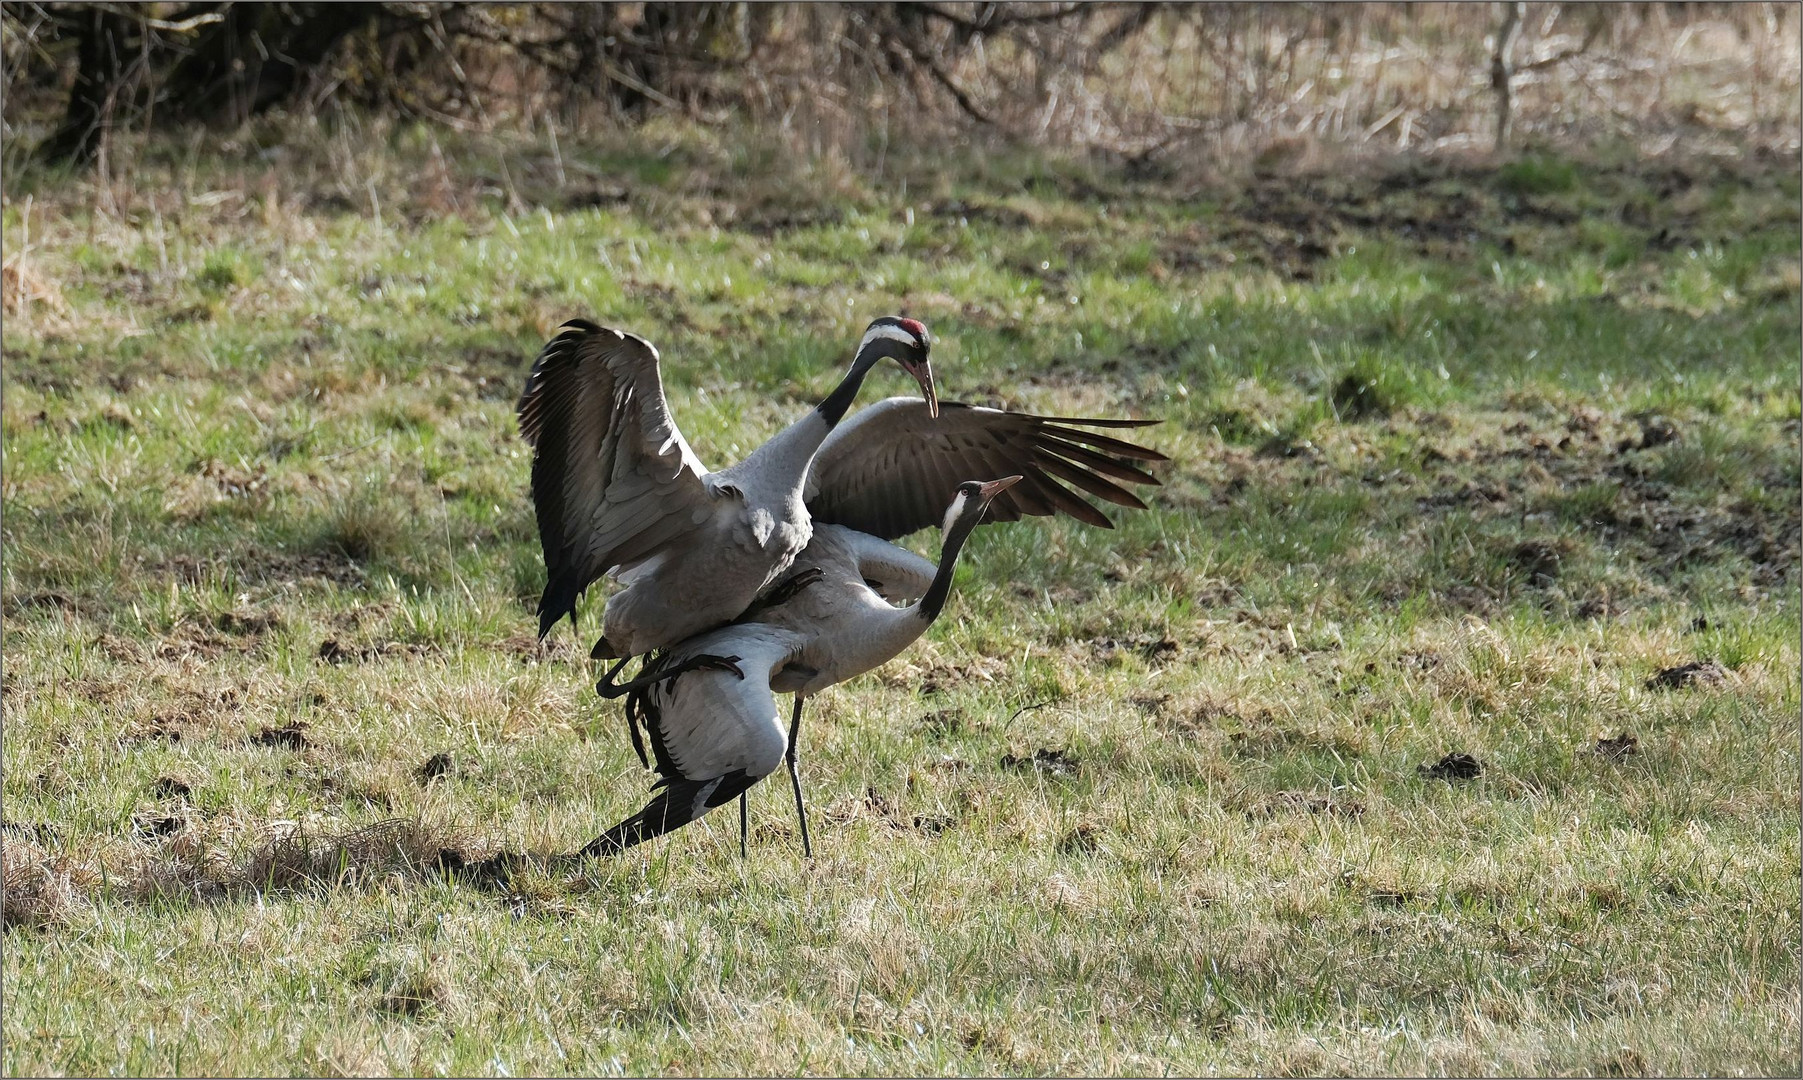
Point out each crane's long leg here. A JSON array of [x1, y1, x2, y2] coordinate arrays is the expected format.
[[739, 793, 749, 859], [595, 654, 745, 699], [786, 696, 813, 859]]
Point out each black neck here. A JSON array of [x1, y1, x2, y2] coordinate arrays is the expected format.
[[918, 514, 981, 622], [815, 350, 881, 428]]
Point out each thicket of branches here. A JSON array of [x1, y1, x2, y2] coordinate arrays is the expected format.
[[3, 2, 1796, 170]]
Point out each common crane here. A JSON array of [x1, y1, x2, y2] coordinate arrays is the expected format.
[[585, 399, 1169, 856], [516, 316, 937, 661], [581, 476, 1023, 857]]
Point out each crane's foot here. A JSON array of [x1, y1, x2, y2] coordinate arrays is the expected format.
[[596, 653, 743, 698], [684, 653, 745, 680]]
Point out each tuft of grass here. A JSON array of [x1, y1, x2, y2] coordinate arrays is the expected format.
[[1328, 354, 1430, 421], [194, 248, 254, 291], [319, 486, 408, 565], [1496, 154, 1580, 195]]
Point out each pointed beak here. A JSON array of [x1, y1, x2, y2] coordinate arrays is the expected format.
[[913, 358, 939, 419], [977, 475, 1023, 502]]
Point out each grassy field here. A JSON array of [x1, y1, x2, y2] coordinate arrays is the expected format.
[[3, 122, 1798, 1075]]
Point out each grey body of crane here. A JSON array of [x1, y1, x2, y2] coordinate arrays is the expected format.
[[575, 397, 1171, 857], [517, 317, 937, 660]]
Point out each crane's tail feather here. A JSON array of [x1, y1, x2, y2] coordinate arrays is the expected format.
[[580, 771, 758, 857]]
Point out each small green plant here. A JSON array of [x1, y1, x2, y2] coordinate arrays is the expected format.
[[1496, 154, 1579, 195], [194, 249, 253, 291], [1329, 355, 1423, 421]]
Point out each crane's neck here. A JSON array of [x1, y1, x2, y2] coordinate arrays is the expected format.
[[815, 349, 882, 428], [916, 513, 980, 623], [855, 512, 980, 665], [725, 351, 880, 498]]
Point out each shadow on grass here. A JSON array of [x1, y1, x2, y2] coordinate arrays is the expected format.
[[1, 818, 591, 931]]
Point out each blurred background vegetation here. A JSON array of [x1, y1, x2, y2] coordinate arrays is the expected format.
[[4, 2, 1797, 175]]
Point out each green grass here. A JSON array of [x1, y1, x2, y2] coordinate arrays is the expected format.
[[3, 124, 1798, 1076]]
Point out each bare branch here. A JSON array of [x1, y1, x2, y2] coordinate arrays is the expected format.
[[894, 28, 994, 125], [1520, 9, 1606, 72], [918, 2, 1085, 36], [1491, 1, 1524, 152], [1093, 2, 1161, 55]]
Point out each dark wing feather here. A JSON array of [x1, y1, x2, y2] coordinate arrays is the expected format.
[[517, 321, 713, 636], [580, 771, 758, 856], [804, 398, 1168, 540]]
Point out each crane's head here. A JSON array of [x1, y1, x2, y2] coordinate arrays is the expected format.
[[857, 315, 937, 418], [941, 475, 1023, 536]]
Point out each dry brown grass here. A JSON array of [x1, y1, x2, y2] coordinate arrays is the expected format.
[[2, 836, 95, 930], [2, 816, 484, 925]]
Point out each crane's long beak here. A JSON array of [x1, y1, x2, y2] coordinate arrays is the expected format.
[[912, 359, 939, 419], [977, 475, 1023, 502]]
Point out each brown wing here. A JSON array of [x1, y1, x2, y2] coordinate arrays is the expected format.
[[804, 398, 1166, 541]]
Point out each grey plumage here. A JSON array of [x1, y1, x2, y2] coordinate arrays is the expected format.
[[518, 318, 936, 658]]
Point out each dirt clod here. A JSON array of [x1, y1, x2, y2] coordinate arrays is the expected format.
[[1646, 659, 1728, 691], [1129, 693, 1173, 716], [1057, 822, 1103, 855], [1511, 539, 1568, 584], [1001, 748, 1081, 778], [251, 722, 313, 750], [317, 638, 426, 665], [131, 814, 185, 841], [1635, 416, 1680, 449], [375, 972, 451, 1018], [1575, 594, 1612, 620], [1594, 734, 1640, 762], [150, 776, 192, 800], [1329, 372, 1391, 420], [214, 608, 280, 635], [921, 709, 964, 736], [1090, 634, 1179, 663], [1418, 752, 1483, 782], [418, 752, 455, 783]]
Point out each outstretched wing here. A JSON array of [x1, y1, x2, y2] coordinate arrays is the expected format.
[[517, 320, 714, 636], [804, 398, 1167, 541]]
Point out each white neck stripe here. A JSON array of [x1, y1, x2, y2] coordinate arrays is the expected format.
[[941, 491, 969, 535]]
